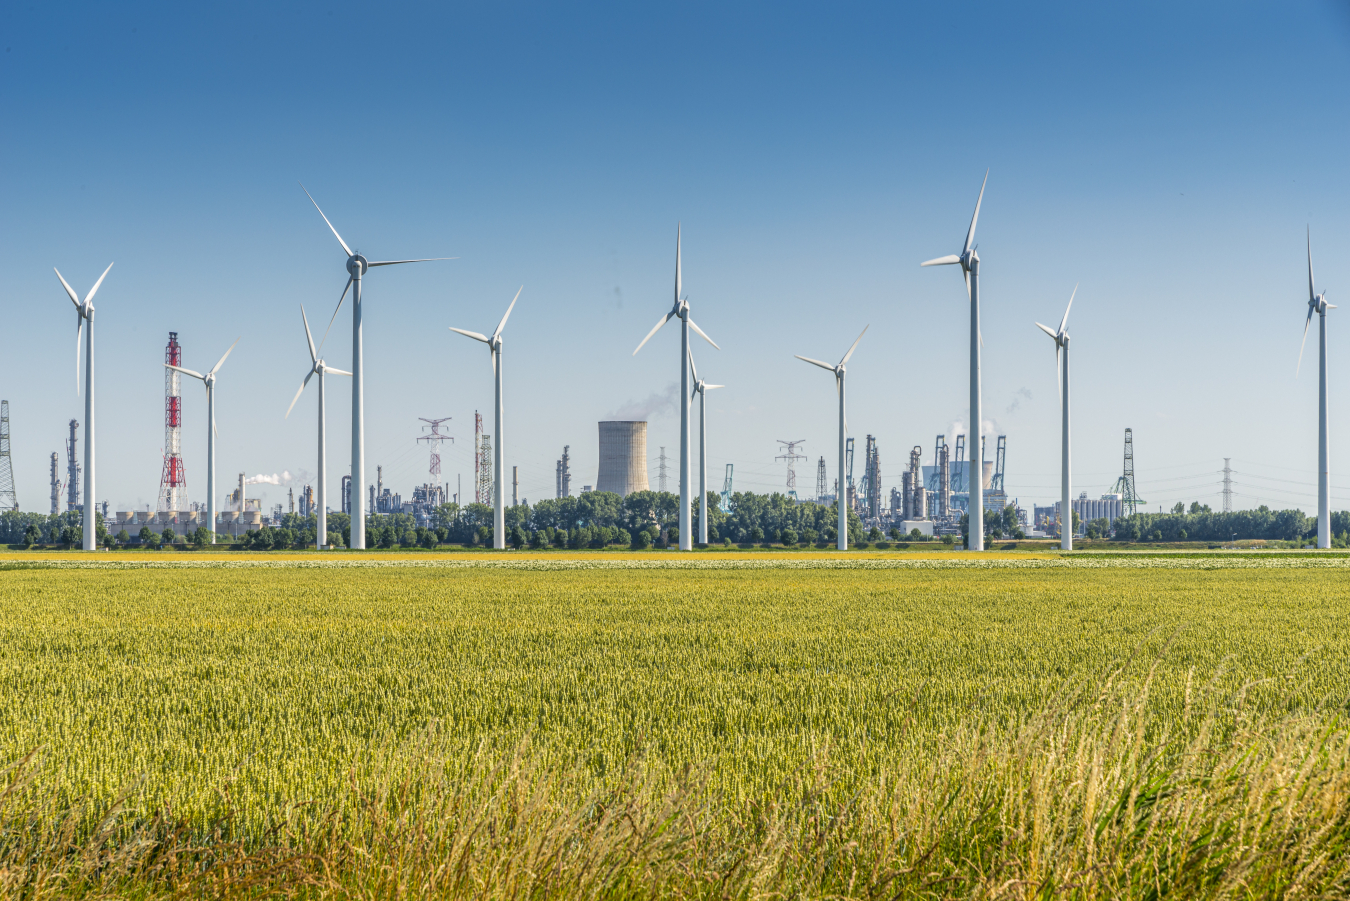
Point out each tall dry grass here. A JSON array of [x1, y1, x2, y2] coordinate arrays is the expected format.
[[3, 664, 1349, 900]]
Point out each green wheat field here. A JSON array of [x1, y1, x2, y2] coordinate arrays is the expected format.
[[3, 552, 1350, 898]]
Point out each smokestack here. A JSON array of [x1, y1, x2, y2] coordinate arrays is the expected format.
[[596, 421, 650, 497]]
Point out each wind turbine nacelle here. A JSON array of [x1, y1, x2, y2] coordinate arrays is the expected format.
[[346, 254, 369, 276]]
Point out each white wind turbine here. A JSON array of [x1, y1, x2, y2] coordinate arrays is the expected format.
[[796, 326, 867, 551], [166, 338, 240, 545], [301, 184, 453, 550], [53, 262, 113, 550], [922, 170, 989, 550], [1299, 228, 1335, 549], [633, 225, 719, 551], [687, 347, 724, 545], [1035, 284, 1078, 551], [286, 305, 352, 549], [450, 286, 522, 550]]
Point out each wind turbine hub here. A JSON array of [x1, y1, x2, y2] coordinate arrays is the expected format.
[[347, 254, 369, 276]]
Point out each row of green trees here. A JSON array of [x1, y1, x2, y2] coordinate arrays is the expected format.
[[1108, 506, 1350, 544]]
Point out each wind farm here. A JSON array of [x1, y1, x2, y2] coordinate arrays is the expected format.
[[7, 5, 1350, 896]]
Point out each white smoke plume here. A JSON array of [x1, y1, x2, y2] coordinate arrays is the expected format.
[[245, 471, 294, 486], [1006, 387, 1032, 414], [606, 383, 679, 421]]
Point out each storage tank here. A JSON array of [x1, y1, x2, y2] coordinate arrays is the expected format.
[[596, 421, 650, 497]]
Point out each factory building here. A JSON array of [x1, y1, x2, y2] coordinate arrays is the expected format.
[[596, 421, 649, 497], [1057, 492, 1125, 534]]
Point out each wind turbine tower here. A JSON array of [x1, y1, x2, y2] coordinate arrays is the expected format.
[[796, 326, 868, 550], [1298, 228, 1335, 549], [688, 348, 724, 543], [286, 305, 351, 549], [1036, 284, 1077, 551], [922, 172, 989, 550], [54, 263, 112, 549], [167, 339, 240, 545], [633, 226, 720, 550], [300, 185, 453, 550]]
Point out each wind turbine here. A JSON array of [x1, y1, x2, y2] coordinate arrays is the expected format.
[[286, 305, 352, 549], [1035, 284, 1077, 551], [166, 338, 240, 545], [687, 347, 724, 545], [301, 183, 453, 550], [633, 225, 719, 551], [53, 262, 113, 550], [796, 326, 867, 551], [922, 170, 989, 551], [450, 286, 522, 550], [1299, 228, 1335, 549]]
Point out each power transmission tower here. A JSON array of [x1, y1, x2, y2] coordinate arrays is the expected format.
[[418, 417, 453, 495], [1222, 458, 1233, 512], [720, 463, 734, 512], [657, 447, 669, 493], [815, 456, 827, 502], [158, 332, 187, 512], [66, 420, 81, 512], [777, 440, 807, 500], [477, 413, 494, 510], [0, 401, 15, 511], [1111, 428, 1144, 514]]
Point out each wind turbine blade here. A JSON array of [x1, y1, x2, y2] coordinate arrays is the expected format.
[[301, 304, 317, 364], [366, 257, 457, 267], [1297, 308, 1313, 376], [449, 326, 490, 343], [963, 169, 988, 256], [706, 384, 725, 390], [964, 269, 971, 301], [921, 255, 961, 267], [493, 286, 522, 339], [1056, 345, 1062, 405], [210, 337, 241, 376], [285, 370, 314, 419], [75, 318, 82, 393], [319, 276, 353, 354], [839, 374, 848, 434], [1309, 226, 1316, 304], [686, 345, 699, 383], [492, 348, 498, 378], [325, 367, 352, 377], [54, 268, 80, 306], [688, 318, 720, 349], [83, 262, 114, 304], [675, 223, 682, 303], [165, 363, 206, 381], [795, 354, 835, 371], [1035, 322, 1058, 339], [300, 183, 353, 257], [633, 308, 676, 356], [1058, 283, 1078, 334], [840, 325, 869, 365]]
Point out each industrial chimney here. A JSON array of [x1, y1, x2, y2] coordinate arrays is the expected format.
[[596, 421, 650, 497]]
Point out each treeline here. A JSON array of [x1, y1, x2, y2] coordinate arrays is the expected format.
[[1108, 507, 1350, 544], [10, 491, 867, 550]]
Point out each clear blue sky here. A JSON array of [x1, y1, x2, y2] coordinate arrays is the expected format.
[[3, 1, 1349, 515]]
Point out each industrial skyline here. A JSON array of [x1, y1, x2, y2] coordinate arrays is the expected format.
[[3, 3, 1349, 522]]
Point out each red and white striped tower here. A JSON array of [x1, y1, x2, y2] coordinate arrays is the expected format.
[[157, 332, 187, 511]]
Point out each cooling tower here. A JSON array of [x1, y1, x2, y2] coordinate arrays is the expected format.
[[596, 421, 650, 496]]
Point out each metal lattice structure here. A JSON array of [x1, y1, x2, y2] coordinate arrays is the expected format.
[[776, 440, 806, 500], [158, 332, 188, 512], [1222, 458, 1233, 512], [0, 401, 16, 511], [418, 417, 453, 494], [992, 435, 1007, 491], [1110, 428, 1144, 515], [657, 447, 669, 493], [475, 411, 493, 505], [865, 436, 881, 520], [721, 463, 734, 513], [845, 436, 856, 509], [815, 456, 827, 502]]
